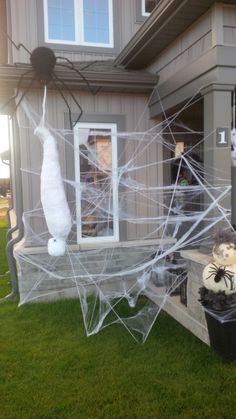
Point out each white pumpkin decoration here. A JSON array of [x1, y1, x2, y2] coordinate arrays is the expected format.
[[202, 232, 236, 295], [202, 263, 236, 295], [212, 241, 236, 266]]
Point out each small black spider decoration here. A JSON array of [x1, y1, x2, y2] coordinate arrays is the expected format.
[[1, 36, 97, 128], [206, 263, 235, 291]]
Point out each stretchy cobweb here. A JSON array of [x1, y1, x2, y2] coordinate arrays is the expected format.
[[14, 87, 232, 342]]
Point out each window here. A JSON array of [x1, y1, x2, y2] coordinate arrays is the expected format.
[[44, 0, 114, 47], [175, 142, 185, 159], [141, 0, 159, 16], [74, 122, 119, 243]]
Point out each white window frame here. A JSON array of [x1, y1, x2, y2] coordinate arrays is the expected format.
[[43, 0, 114, 48], [74, 122, 119, 244], [141, 0, 149, 16], [141, 0, 156, 16]]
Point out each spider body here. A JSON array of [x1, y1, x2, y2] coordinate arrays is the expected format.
[[30, 47, 56, 85], [205, 263, 235, 291], [1, 38, 96, 128]]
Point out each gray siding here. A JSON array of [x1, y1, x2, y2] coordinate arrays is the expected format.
[[147, 9, 212, 84], [17, 89, 162, 244], [9, 0, 143, 64], [147, 3, 236, 85], [223, 4, 236, 45]]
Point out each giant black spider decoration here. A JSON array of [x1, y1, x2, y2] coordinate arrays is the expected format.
[[206, 263, 235, 291], [1, 37, 97, 128]]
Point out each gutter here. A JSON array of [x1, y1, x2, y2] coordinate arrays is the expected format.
[[0, 62, 158, 94]]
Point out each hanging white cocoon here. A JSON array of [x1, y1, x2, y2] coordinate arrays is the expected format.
[[34, 125, 72, 256]]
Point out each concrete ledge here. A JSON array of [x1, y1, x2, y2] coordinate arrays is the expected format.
[[164, 295, 210, 345], [145, 280, 210, 345], [15, 237, 176, 255], [15, 238, 176, 304], [180, 249, 213, 265], [145, 248, 211, 345]]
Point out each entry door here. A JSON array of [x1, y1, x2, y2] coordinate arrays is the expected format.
[[74, 122, 119, 243]]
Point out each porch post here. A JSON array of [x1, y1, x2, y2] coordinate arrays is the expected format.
[[202, 83, 234, 228]]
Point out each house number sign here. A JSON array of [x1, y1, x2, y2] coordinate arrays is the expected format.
[[216, 127, 229, 147]]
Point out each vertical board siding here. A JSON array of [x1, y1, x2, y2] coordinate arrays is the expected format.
[[0, 0, 7, 63], [147, 10, 212, 84], [17, 89, 162, 244], [223, 5, 236, 45], [9, 0, 143, 64], [9, 0, 38, 64]]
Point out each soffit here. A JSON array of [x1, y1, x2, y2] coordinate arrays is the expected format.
[[115, 0, 236, 69]]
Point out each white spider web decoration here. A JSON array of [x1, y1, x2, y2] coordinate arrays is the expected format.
[[14, 88, 232, 343]]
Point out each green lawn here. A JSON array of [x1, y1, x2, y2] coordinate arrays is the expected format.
[[1, 225, 236, 418], [0, 219, 11, 298]]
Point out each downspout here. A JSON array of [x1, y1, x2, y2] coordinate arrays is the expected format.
[[1, 116, 24, 301]]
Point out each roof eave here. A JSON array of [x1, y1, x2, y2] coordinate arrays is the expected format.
[[114, 0, 219, 69], [0, 64, 158, 94]]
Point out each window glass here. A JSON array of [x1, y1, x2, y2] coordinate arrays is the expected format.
[[47, 0, 75, 41], [142, 0, 159, 15], [45, 0, 113, 47], [83, 0, 110, 44], [74, 123, 118, 243]]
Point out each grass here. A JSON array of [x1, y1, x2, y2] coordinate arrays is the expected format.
[[1, 225, 236, 417], [0, 218, 11, 298], [0, 196, 9, 222]]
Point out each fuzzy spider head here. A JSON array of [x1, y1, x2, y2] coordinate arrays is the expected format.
[[30, 47, 56, 85]]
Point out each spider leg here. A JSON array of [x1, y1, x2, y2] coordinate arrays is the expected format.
[[52, 72, 83, 128], [11, 75, 38, 119], [206, 272, 218, 280], [55, 57, 99, 95], [0, 69, 34, 116], [223, 276, 234, 289], [4, 33, 31, 55], [206, 267, 219, 276], [229, 278, 234, 290], [224, 273, 235, 290], [225, 269, 235, 275], [224, 277, 228, 288], [224, 272, 234, 279]]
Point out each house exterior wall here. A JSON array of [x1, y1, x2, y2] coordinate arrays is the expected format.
[[147, 3, 236, 87], [17, 88, 163, 244], [9, 0, 236, 323], [8, 0, 144, 64], [148, 3, 236, 114], [223, 4, 236, 44], [0, 0, 7, 63], [147, 8, 212, 83], [143, 2, 235, 343]]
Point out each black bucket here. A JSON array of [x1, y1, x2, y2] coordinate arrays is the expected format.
[[205, 310, 236, 362], [199, 287, 236, 362]]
